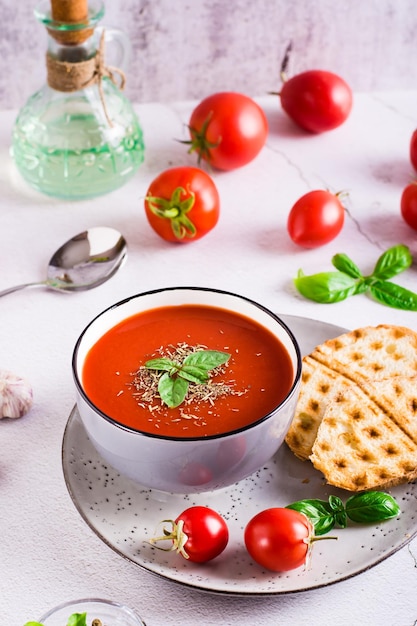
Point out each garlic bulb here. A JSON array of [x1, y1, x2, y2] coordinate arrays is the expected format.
[[0, 370, 33, 418]]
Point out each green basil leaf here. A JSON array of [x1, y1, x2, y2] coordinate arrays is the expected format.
[[371, 244, 412, 280], [332, 253, 363, 278], [294, 270, 359, 303], [334, 510, 348, 528], [352, 279, 368, 295], [328, 496, 348, 529], [345, 491, 400, 523], [286, 499, 336, 535], [158, 372, 189, 408], [67, 614, 88, 626], [145, 358, 178, 372], [328, 495, 344, 512], [369, 279, 417, 311], [23, 623, 44, 626], [178, 364, 209, 384], [183, 350, 230, 371]]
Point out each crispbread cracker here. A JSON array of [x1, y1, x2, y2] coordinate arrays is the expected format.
[[359, 376, 417, 445], [285, 356, 351, 460], [311, 324, 417, 383], [285, 324, 417, 491], [310, 382, 417, 491]]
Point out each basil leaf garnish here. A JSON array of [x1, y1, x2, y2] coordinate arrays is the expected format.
[[371, 244, 412, 280], [158, 372, 189, 408], [352, 280, 369, 295], [294, 244, 417, 310], [178, 364, 209, 384], [345, 491, 401, 523], [326, 496, 347, 528], [286, 499, 336, 535], [294, 270, 358, 303], [287, 492, 400, 535], [332, 253, 363, 278], [145, 349, 230, 408], [328, 495, 344, 511], [369, 280, 417, 311], [334, 509, 348, 528], [144, 358, 178, 372], [183, 350, 230, 370]]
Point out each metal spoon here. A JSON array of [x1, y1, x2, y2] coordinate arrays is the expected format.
[[0, 227, 127, 297]]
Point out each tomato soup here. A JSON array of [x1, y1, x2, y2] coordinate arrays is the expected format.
[[82, 304, 294, 437]]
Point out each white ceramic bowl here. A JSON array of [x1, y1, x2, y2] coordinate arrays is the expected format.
[[38, 598, 146, 625], [72, 287, 302, 493]]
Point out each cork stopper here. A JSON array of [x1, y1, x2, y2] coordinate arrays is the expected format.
[[51, 0, 88, 22], [49, 0, 93, 44]]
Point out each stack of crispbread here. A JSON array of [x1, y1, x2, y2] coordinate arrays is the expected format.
[[285, 324, 417, 491]]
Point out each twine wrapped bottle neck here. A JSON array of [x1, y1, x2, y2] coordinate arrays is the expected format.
[[45, 31, 126, 126]]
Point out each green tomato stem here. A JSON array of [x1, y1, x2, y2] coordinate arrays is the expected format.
[[146, 187, 197, 240]]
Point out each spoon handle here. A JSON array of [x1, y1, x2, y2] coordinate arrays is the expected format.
[[0, 282, 45, 297]]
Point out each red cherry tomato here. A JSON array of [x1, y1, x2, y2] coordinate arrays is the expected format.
[[410, 130, 417, 171], [245, 508, 313, 572], [401, 182, 417, 231], [280, 70, 353, 133], [187, 92, 268, 170], [144, 166, 220, 243], [287, 190, 345, 248], [151, 506, 229, 563]]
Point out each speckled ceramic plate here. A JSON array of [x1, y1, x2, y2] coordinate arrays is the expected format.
[[62, 315, 417, 596]]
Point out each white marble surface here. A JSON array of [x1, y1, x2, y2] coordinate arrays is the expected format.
[[1, 91, 417, 625], [2, 0, 417, 109]]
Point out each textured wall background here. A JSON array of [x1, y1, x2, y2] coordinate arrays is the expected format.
[[1, 0, 416, 110]]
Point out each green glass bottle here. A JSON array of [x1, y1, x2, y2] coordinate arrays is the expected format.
[[12, 0, 145, 200]]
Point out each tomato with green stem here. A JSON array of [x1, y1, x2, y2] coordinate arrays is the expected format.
[[185, 92, 268, 171], [150, 506, 229, 563], [144, 166, 220, 243], [244, 507, 333, 572], [287, 189, 345, 248]]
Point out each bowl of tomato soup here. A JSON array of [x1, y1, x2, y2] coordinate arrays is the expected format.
[[72, 287, 302, 493]]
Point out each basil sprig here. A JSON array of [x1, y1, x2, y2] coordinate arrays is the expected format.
[[294, 244, 417, 310], [145, 350, 230, 408], [287, 491, 400, 536], [287, 495, 347, 535]]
